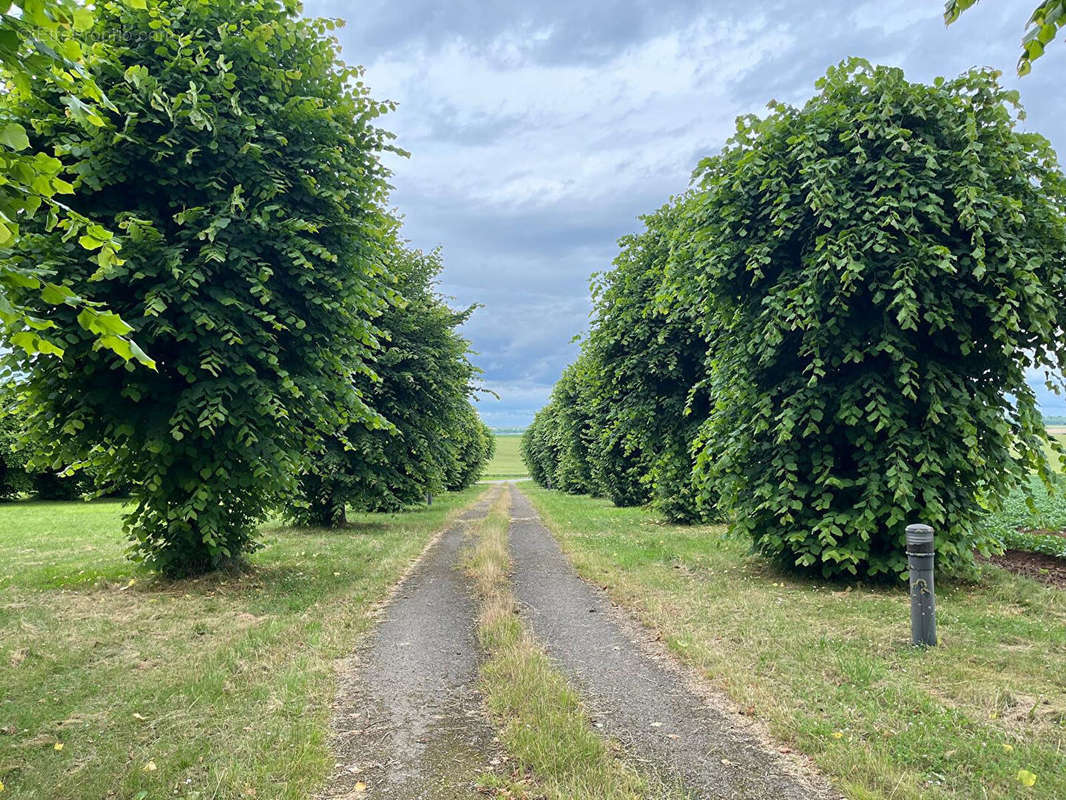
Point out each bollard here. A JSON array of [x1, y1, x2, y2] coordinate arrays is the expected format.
[[906, 523, 937, 647]]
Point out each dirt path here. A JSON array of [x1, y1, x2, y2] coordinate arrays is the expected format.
[[507, 485, 837, 800], [321, 488, 503, 800]]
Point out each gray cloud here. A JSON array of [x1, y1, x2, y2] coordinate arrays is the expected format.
[[307, 0, 1066, 427], [321, 0, 759, 66]]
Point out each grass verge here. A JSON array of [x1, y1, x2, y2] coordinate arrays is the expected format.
[[464, 490, 659, 800], [522, 484, 1066, 800], [0, 486, 488, 800]]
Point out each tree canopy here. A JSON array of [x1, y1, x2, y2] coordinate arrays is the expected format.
[[4, 0, 399, 574], [526, 60, 1066, 580], [292, 244, 485, 525], [0, 0, 152, 364], [521, 197, 713, 523]]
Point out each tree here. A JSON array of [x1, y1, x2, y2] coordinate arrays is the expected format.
[[520, 361, 598, 496], [292, 245, 481, 525], [444, 405, 494, 491], [944, 0, 1065, 75], [6, 0, 398, 574], [0, 388, 31, 500], [549, 359, 598, 494], [584, 195, 711, 521], [521, 197, 715, 524], [0, 0, 151, 364], [679, 60, 1066, 578], [522, 402, 561, 489]]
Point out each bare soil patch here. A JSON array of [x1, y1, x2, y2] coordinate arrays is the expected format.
[[985, 549, 1066, 588]]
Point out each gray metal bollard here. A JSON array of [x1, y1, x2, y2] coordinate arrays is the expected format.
[[906, 523, 937, 647]]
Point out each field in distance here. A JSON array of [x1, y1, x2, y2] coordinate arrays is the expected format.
[[484, 435, 528, 480]]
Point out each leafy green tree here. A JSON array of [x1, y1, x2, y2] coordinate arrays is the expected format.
[[7, 0, 398, 574], [444, 405, 494, 491], [945, 0, 1065, 75], [549, 359, 599, 494], [0, 0, 152, 364], [520, 360, 599, 496], [584, 196, 711, 521], [292, 245, 481, 525], [522, 402, 561, 489], [0, 387, 31, 500], [522, 197, 714, 523], [680, 60, 1066, 578]]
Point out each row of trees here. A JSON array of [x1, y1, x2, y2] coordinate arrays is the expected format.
[[525, 60, 1066, 580], [0, 0, 492, 575]]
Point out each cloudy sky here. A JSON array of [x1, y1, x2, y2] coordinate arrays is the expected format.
[[308, 0, 1066, 427]]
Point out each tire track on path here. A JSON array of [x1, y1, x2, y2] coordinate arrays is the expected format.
[[507, 484, 838, 800], [321, 487, 504, 799]]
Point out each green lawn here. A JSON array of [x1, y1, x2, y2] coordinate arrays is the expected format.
[[0, 487, 488, 800], [483, 434, 528, 480], [522, 484, 1066, 800]]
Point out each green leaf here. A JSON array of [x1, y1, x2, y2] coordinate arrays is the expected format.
[[39, 283, 77, 304], [0, 123, 30, 151]]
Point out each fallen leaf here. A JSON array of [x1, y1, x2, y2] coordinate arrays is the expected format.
[[53, 742, 64, 751], [354, 782, 367, 794], [1002, 743, 1014, 753], [143, 760, 157, 772], [1017, 769, 1037, 787]]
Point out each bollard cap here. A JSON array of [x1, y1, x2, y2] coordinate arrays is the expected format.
[[906, 523, 934, 553]]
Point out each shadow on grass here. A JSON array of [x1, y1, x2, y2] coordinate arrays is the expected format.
[[265, 520, 392, 536]]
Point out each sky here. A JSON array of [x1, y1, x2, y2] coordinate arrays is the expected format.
[[307, 0, 1066, 427]]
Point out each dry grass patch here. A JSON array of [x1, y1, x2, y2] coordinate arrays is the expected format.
[[464, 491, 671, 799]]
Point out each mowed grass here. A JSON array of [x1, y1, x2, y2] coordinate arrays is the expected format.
[[522, 484, 1066, 800], [0, 487, 487, 800], [482, 434, 528, 480]]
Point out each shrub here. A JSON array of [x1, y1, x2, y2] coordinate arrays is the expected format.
[[680, 60, 1066, 578], [6, 0, 397, 574]]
